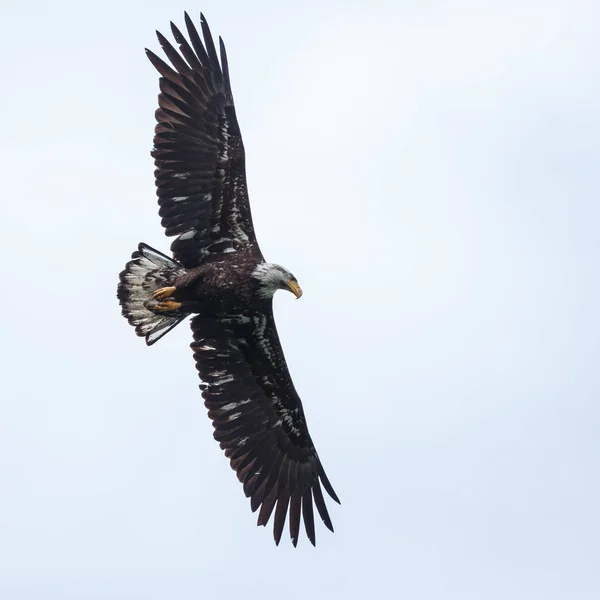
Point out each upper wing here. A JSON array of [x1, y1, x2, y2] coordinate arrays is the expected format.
[[191, 307, 340, 547], [147, 13, 260, 268]]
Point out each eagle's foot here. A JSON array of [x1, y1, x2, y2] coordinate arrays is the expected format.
[[154, 299, 182, 312], [152, 286, 177, 300]]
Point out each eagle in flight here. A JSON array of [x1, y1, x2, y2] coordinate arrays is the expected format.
[[117, 12, 339, 546]]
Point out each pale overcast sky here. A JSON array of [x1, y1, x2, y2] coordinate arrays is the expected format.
[[1, 0, 599, 598]]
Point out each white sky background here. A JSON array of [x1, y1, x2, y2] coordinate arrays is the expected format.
[[1, 0, 599, 597]]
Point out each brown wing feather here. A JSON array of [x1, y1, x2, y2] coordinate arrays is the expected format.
[[147, 13, 261, 268], [190, 307, 340, 547]]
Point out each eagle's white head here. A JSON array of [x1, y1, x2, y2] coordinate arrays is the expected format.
[[251, 263, 303, 299]]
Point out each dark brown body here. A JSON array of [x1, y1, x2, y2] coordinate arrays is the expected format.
[[171, 247, 264, 315]]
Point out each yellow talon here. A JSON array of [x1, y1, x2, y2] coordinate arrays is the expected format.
[[154, 299, 182, 312], [153, 286, 177, 300]]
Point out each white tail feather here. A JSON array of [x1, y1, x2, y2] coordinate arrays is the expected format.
[[117, 243, 186, 345]]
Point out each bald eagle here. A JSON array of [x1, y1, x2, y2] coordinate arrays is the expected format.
[[117, 13, 339, 546]]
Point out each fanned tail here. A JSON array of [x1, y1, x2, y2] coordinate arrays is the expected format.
[[117, 243, 186, 345]]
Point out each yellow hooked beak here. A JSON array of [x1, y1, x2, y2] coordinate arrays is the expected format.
[[287, 280, 303, 299]]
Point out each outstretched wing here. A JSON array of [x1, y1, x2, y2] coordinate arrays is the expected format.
[[191, 308, 340, 547], [147, 13, 260, 268]]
